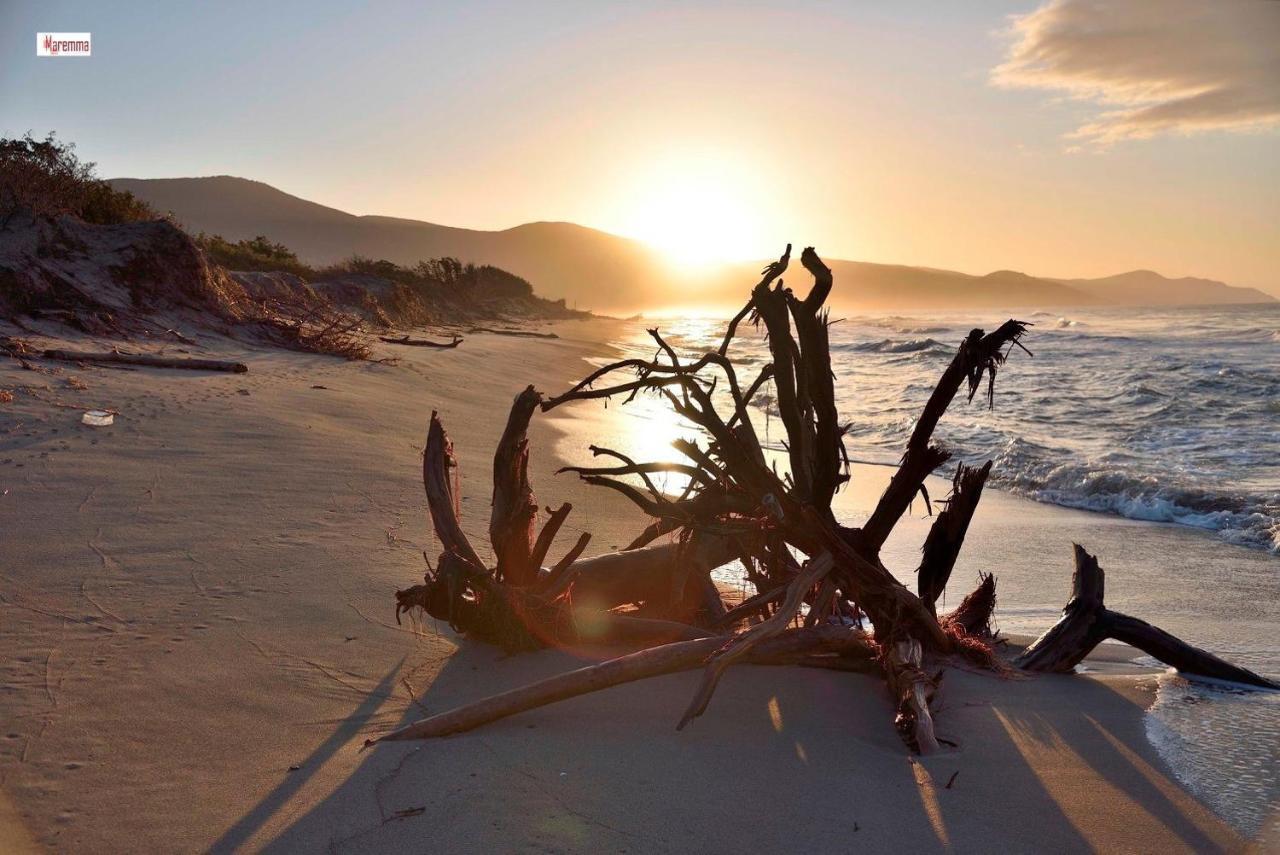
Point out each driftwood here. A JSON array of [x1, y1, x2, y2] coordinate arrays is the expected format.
[[1017, 545, 1278, 689], [398, 402, 739, 651], [677, 552, 833, 730], [41, 348, 248, 373], [885, 637, 940, 753], [380, 334, 463, 348], [942, 573, 997, 638], [468, 326, 558, 339], [370, 624, 877, 745], [490, 386, 542, 585], [917, 462, 990, 614], [382, 243, 1274, 753]]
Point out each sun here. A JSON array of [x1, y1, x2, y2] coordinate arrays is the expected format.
[[616, 153, 768, 270]]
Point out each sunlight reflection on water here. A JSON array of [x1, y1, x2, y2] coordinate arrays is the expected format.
[[1145, 675, 1280, 837]]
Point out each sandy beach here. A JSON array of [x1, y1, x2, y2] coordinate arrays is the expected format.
[[0, 318, 1271, 853]]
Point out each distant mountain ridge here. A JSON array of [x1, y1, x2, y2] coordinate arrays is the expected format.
[[110, 176, 1275, 313], [1055, 270, 1272, 307]]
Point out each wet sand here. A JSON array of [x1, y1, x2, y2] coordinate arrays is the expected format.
[[0, 317, 1264, 852]]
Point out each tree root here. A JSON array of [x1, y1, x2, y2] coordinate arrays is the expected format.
[[1017, 545, 1277, 689], [380, 243, 1273, 760]]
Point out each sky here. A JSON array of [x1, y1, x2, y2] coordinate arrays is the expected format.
[[2, 0, 1278, 292]]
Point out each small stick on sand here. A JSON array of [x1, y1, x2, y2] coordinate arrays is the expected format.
[[468, 327, 558, 339], [379, 335, 463, 348]]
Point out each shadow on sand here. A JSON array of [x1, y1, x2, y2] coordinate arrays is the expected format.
[[208, 660, 405, 854], [203, 630, 1238, 853]]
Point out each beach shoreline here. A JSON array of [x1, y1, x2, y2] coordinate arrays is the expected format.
[[0, 317, 1270, 851]]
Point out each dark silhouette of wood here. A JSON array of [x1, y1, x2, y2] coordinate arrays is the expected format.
[[918, 461, 992, 614], [943, 574, 998, 638], [1016, 545, 1107, 673], [531, 246, 1027, 743], [529, 503, 572, 572], [715, 584, 790, 630], [861, 323, 1028, 554], [490, 386, 543, 586], [469, 326, 558, 339], [380, 334, 462, 348], [422, 412, 486, 571], [41, 348, 248, 373], [405, 400, 742, 650], [1017, 545, 1278, 689], [385, 243, 1273, 755]]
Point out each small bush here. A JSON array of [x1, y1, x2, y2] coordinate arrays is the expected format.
[[81, 182, 159, 225], [0, 132, 157, 227], [319, 254, 533, 299], [197, 233, 314, 278]]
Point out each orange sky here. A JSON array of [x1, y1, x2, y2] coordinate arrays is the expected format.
[[4, 1, 1277, 292]]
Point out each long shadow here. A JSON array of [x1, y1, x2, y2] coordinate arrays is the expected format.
[[258, 636, 1113, 854], [208, 659, 405, 854], [209, 627, 1243, 853], [982, 674, 1232, 852], [259, 639, 627, 852]]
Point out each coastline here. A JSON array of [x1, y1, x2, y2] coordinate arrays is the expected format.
[[0, 318, 1266, 851]]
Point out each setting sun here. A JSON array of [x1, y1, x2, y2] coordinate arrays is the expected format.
[[614, 151, 771, 270]]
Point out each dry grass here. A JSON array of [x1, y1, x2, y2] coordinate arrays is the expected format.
[[252, 297, 371, 360]]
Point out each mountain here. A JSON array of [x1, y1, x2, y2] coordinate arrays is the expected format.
[[109, 176, 672, 312], [1058, 270, 1272, 306], [814, 264, 1094, 310], [110, 176, 1275, 312]]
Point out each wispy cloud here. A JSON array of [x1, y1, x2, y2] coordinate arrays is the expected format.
[[992, 0, 1280, 148]]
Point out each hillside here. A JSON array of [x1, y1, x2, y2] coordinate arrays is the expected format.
[[109, 177, 672, 312], [111, 176, 1275, 312]]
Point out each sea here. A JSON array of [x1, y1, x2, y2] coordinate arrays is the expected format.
[[580, 301, 1279, 837], [644, 302, 1279, 554]]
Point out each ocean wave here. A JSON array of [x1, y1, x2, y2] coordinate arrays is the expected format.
[[853, 315, 954, 335], [990, 442, 1280, 552], [841, 337, 953, 354]]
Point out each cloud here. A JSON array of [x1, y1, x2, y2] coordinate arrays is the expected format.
[[992, 0, 1280, 147]]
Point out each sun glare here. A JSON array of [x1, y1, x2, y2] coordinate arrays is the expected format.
[[617, 153, 768, 270]]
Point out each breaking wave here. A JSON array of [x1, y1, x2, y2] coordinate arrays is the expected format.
[[840, 337, 953, 354], [990, 439, 1279, 552]]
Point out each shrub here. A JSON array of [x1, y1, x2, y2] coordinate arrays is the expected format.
[[319, 254, 532, 299], [0, 132, 157, 227], [81, 182, 156, 225], [196, 233, 314, 278]]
